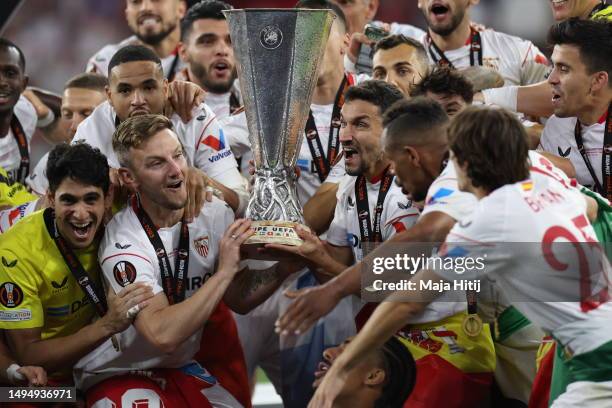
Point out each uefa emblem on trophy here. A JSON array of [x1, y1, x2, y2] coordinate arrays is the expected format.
[[224, 8, 334, 248]]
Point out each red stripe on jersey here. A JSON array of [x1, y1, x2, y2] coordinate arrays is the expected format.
[[101, 252, 153, 266]]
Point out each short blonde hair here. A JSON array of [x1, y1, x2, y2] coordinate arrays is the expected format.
[[112, 114, 174, 167]]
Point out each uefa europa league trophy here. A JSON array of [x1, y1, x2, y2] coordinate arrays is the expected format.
[[224, 8, 334, 248]]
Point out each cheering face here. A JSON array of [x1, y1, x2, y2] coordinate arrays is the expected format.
[[372, 44, 426, 96], [418, 0, 474, 36], [0, 46, 26, 114], [548, 44, 592, 118], [180, 18, 236, 94], [125, 0, 185, 45], [61, 88, 107, 141], [339, 99, 385, 177], [108, 60, 168, 121], [49, 179, 107, 249], [126, 128, 188, 211]]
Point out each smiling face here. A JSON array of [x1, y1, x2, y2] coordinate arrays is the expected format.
[[339, 99, 385, 177], [548, 44, 592, 118], [122, 128, 188, 211], [108, 60, 168, 121], [49, 178, 107, 249], [125, 0, 185, 45], [372, 44, 427, 96], [0, 45, 26, 115], [180, 18, 235, 94], [418, 0, 475, 36]]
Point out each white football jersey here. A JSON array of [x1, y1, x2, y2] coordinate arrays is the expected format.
[[327, 173, 419, 261], [72, 101, 244, 191], [86, 36, 185, 79], [436, 171, 612, 355], [539, 115, 605, 191], [26, 151, 48, 195], [418, 27, 549, 86], [74, 197, 233, 390], [0, 96, 38, 183]]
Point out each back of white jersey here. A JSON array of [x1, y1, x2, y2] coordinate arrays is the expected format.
[[436, 172, 612, 346]]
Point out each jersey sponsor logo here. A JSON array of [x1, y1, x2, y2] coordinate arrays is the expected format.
[[558, 146, 571, 157], [426, 188, 454, 206], [196, 110, 207, 121], [115, 242, 132, 250], [113, 261, 137, 287], [180, 362, 217, 386], [358, 210, 369, 220], [201, 128, 226, 151], [397, 200, 412, 210], [51, 276, 69, 289], [1, 256, 17, 268], [71, 294, 91, 314], [208, 149, 232, 163], [0, 308, 31, 321], [0, 282, 24, 308], [7, 203, 28, 227], [193, 235, 209, 258], [29, 173, 37, 180], [458, 219, 473, 228]]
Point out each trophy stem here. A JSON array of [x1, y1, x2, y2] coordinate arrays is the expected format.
[[247, 167, 303, 224]]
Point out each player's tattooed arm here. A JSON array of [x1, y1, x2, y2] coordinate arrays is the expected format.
[[224, 261, 302, 314]]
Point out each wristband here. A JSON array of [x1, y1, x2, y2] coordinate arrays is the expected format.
[[482, 86, 518, 112], [37, 109, 55, 128], [6, 363, 25, 383]]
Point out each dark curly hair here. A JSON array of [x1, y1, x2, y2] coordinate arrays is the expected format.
[[344, 80, 405, 116], [46, 142, 110, 194], [448, 106, 529, 193]]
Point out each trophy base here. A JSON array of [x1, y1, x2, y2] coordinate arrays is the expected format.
[[241, 220, 308, 260]]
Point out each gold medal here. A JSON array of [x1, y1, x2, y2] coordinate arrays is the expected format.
[[462, 314, 483, 337]]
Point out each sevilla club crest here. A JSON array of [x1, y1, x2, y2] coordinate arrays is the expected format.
[[194, 236, 209, 258]]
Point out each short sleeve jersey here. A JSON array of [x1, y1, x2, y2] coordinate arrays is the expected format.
[[435, 172, 612, 354], [419, 27, 549, 86], [86, 36, 185, 79], [539, 114, 605, 191], [0, 96, 38, 183], [74, 197, 233, 387], [72, 101, 239, 180], [26, 151, 49, 195], [0, 211, 100, 339]]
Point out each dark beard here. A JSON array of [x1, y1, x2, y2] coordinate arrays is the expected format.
[[190, 62, 236, 94], [427, 8, 465, 37], [136, 23, 176, 46]]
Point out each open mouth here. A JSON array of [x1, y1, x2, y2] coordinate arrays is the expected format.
[[550, 0, 568, 7], [70, 221, 93, 240], [166, 180, 183, 191], [212, 61, 231, 77], [138, 14, 161, 28], [551, 90, 562, 104], [431, 4, 449, 15], [0, 91, 13, 104], [314, 361, 330, 380], [343, 146, 359, 161]]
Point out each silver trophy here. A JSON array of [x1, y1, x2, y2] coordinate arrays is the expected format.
[[225, 8, 334, 247]]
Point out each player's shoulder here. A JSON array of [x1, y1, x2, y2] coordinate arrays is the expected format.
[[173, 103, 217, 135], [336, 174, 357, 200], [480, 26, 534, 48], [388, 22, 426, 39], [88, 36, 137, 73], [74, 101, 114, 139], [199, 196, 233, 219], [0, 210, 51, 255], [99, 206, 145, 256], [542, 115, 576, 134], [14, 95, 38, 133], [592, 4, 612, 21]]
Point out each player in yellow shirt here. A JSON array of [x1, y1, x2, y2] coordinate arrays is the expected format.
[[0, 166, 35, 208], [0, 142, 153, 384]]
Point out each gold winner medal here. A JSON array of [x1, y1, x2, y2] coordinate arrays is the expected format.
[[463, 314, 483, 337]]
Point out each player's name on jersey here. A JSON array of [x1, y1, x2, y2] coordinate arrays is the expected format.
[[366, 278, 481, 295]]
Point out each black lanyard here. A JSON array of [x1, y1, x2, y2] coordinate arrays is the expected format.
[[574, 105, 611, 201], [166, 52, 180, 82], [229, 91, 241, 115], [9, 115, 29, 185], [355, 168, 394, 244], [427, 27, 483, 68], [132, 196, 190, 304], [43, 208, 108, 317], [305, 74, 352, 183], [589, 1, 609, 18]]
